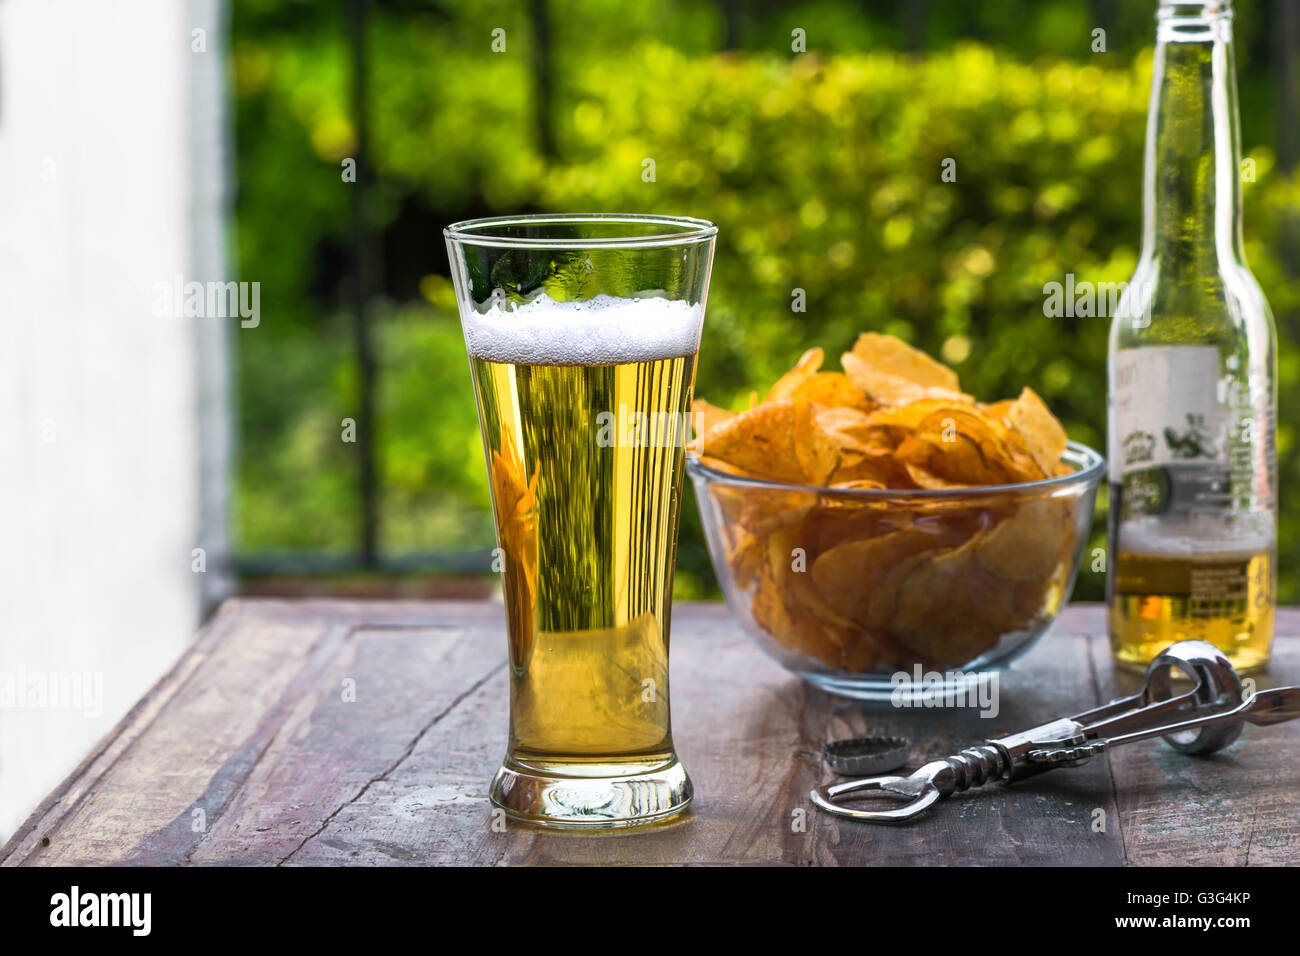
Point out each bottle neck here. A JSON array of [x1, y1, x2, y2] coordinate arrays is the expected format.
[[1140, 1, 1245, 267]]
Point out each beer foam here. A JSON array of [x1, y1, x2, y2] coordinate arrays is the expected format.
[[463, 293, 702, 365], [1120, 514, 1276, 559]]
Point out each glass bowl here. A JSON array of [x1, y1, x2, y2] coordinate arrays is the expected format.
[[687, 441, 1104, 701]]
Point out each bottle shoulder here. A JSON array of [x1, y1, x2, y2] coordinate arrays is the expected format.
[[1110, 258, 1275, 351]]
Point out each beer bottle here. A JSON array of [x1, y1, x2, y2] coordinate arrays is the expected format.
[[1107, 0, 1277, 672]]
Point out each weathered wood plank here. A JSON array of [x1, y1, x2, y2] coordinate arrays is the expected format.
[[807, 610, 1125, 866], [1095, 617, 1300, 866], [2, 601, 1297, 866], [0, 601, 496, 866]]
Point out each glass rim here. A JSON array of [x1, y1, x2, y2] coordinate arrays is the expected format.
[[1156, 0, 1232, 21], [443, 213, 719, 249], [686, 440, 1105, 500]]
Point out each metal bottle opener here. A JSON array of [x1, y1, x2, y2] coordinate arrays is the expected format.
[[811, 639, 1300, 824]]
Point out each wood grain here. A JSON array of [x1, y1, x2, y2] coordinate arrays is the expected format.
[[3, 601, 1297, 866]]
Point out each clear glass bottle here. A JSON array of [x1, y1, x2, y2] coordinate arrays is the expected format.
[[1107, 0, 1277, 673]]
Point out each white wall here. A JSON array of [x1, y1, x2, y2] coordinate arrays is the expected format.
[[0, 0, 231, 840]]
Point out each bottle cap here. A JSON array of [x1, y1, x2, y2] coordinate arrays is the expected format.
[[823, 735, 911, 776]]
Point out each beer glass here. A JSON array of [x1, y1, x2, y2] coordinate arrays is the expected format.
[[444, 214, 717, 828]]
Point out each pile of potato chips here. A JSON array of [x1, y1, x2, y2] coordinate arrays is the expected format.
[[692, 333, 1079, 672]]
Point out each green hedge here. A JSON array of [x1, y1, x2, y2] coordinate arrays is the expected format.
[[232, 38, 1300, 602]]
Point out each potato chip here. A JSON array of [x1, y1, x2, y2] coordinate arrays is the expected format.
[[810, 527, 951, 625], [831, 448, 915, 487], [814, 409, 906, 487], [798, 505, 904, 556], [764, 527, 801, 583], [901, 462, 971, 489], [690, 331, 1079, 675], [815, 406, 897, 452], [984, 419, 1048, 482], [769, 349, 823, 397], [785, 567, 886, 672], [727, 529, 765, 591], [750, 550, 851, 670], [751, 564, 799, 647], [763, 347, 824, 403], [976, 399, 1052, 480], [890, 535, 1012, 668], [894, 408, 1023, 485], [694, 454, 754, 523], [791, 398, 841, 485], [897, 433, 994, 485], [1007, 387, 1067, 477], [973, 496, 1076, 582], [812, 404, 875, 433], [865, 399, 976, 433], [864, 550, 935, 630], [838, 632, 882, 672], [738, 494, 817, 535], [695, 454, 750, 477], [490, 429, 539, 668], [788, 372, 873, 411], [842, 333, 971, 406], [697, 455, 814, 535], [698, 399, 815, 484], [1003, 566, 1065, 633], [691, 399, 736, 445], [789, 619, 856, 669]]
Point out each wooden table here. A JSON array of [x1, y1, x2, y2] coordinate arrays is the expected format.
[[3, 601, 1297, 866]]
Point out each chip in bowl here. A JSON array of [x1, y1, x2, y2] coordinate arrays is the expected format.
[[689, 333, 1097, 677]]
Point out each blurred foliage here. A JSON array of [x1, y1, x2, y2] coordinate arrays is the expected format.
[[230, 1, 1300, 603]]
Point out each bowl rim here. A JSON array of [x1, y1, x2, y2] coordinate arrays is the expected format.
[[686, 439, 1105, 499]]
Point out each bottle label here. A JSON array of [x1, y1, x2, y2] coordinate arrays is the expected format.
[[1110, 345, 1226, 477], [1110, 345, 1235, 519], [1113, 550, 1274, 620], [1115, 554, 1247, 599]]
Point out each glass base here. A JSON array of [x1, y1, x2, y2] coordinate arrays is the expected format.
[[490, 756, 692, 830]]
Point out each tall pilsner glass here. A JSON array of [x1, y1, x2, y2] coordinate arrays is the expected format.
[[444, 214, 717, 828]]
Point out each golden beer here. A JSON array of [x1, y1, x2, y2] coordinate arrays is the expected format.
[[471, 354, 694, 767], [446, 213, 716, 828], [1109, 547, 1274, 673]]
